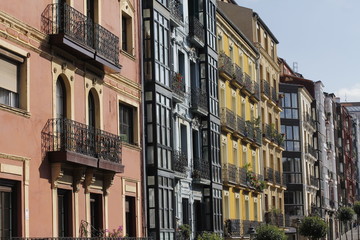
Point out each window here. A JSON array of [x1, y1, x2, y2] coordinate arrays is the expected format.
[[56, 77, 66, 119], [281, 93, 298, 119], [256, 24, 261, 43], [122, 13, 133, 54], [58, 189, 72, 237], [88, 91, 96, 128], [90, 193, 103, 237], [158, 176, 173, 230], [0, 180, 18, 238], [283, 157, 302, 183], [0, 50, 25, 109], [182, 198, 190, 225], [125, 196, 136, 237], [281, 125, 300, 151], [270, 41, 275, 59], [119, 104, 134, 144]]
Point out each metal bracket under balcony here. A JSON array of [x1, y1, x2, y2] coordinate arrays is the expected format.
[[42, 118, 124, 173], [190, 87, 208, 116], [169, 0, 184, 27], [41, 3, 121, 73], [188, 16, 205, 47]]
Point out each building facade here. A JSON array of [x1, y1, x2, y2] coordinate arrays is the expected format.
[[279, 61, 320, 227], [0, 0, 143, 238], [216, 4, 263, 237], [142, 0, 221, 239]]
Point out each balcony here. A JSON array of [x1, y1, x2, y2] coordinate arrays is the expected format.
[[242, 220, 260, 236], [218, 52, 233, 79], [189, 16, 205, 47], [305, 113, 317, 129], [42, 118, 124, 173], [264, 212, 284, 227], [254, 128, 262, 146], [309, 175, 319, 188], [307, 144, 317, 158], [242, 73, 253, 95], [225, 219, 241, 237], [244, 121, 254, 140], [235, 115, 246, 137], [261, 79, 270, 98], [41, 3, 120, 73], [270, 86, 278, 103], [221, 107, 236, 132], [173, 150, 188, 174], [238, 167, 248, 186], [191, 87, 208, 116], [169, 0, 183, 27], [262, 124, 285, 147], [193, 157, 210, 182], [251, 81, 260, 101], [171, 72, 186, 102], [223, 163, 237, 184], [265, 167, 274, 183], [274, 170, 282, 185], [232, 63, 244, 88]]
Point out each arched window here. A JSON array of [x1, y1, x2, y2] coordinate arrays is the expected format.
[[56, 77, 66, 119], [88, 91, 96, 129]]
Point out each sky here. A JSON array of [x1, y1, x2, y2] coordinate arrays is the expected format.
[[235, 0, 360, 102]]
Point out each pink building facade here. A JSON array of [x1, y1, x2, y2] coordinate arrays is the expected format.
[[0, 0, 144, 238]]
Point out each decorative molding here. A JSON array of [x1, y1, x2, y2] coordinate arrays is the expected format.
[[0, 152, 30, 162], [73, 168, 86, 193], [83, 169, 95, 193], [51, 163, 63, 188], [103, 173, 115, 195]]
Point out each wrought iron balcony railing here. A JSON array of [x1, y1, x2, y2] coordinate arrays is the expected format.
[[193, 157, 210, 180], [242, 221, 261, 236], [171, 71, 186, 99], [225, 219, 241, 237], [264, 212, 284, 227], [309, 175, 319, 188], [191, 87, 208, 113], [232, 63, 244, 86], [189, 16, 205, 46], [274, 170, 282, 185], [41, 3, 120, 71], [245, 121, 254, 139], [223, 163, 237, 184], [270, 86, 278, 103], [219, 52, 233, 78], [307, 144, 317, 158], [221, 107, 236, 131], [169, 0, 183, 25], [265, 167, 274, 183], [236, 116, 246, 136], [238, 167, 248, 185], [305, 113, 317, 129], [42, 118, 122, 164], [252, 81, 260, 100], [261, 79, 270, 98], [173, 150, 188, 173], [254, 128, 262, 145]]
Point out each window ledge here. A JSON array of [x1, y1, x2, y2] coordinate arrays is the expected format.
[[120, 49, 136, 61], [0, 104, 30, 118], [122, 142, 141, 151]]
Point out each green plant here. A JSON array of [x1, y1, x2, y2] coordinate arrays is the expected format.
[[353, 201, 360, 216], [299, 216, 327, 240], [196, 232, 223, 240], [245, 168, 266, 192], [178, 224, 191, 240], [256, 224, 287, 240], [338, 206, 355, 222]]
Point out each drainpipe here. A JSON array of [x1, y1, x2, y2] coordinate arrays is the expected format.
[[139, 0, 148, 237]]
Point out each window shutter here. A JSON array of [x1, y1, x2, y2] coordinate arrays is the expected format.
[[0, 56, 18, 93]]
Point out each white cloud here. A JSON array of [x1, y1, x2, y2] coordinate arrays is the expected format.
[[336, 84, 360, 102]]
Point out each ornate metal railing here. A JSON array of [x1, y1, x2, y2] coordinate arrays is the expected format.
[[252, 81, 260, 100], [238, 167, 248, 185], [261, 79, 270, 97], [236, 116, 246, 135], [233, 63, 244, 86], [191, 87, 208, 111], [307, 144, 317, 158], [264, 212, 284, 227], [244, 73, 252, 93], [225, 219, 241, 237], [270, 86, 278, 103], [265, 167, 274, 183], [171, 71, 185, 98], [223, 163, 237, 184], [193, 157, 210, 180], [310, 175, 319, 188], [254, 128, 262, 145], [263, 124, 272, 140], [221, 107, 236, 131], [245, 121, 254, 139], [94, 23, 119, 65], [242, 221, 260, 236], [173, 150, 188, 173], [219, 52, 233, 77], [274, 170, 282, 185], [189, 16, 205, 44], [42, 118, 122, 163], [41, 3, 119, 66], [169, 0, 183, 23]]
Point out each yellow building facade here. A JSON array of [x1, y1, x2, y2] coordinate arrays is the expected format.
[[217, 10, 263, 238]]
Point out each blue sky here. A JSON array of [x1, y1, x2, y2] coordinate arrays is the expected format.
[[235, 0, 360, 102]]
